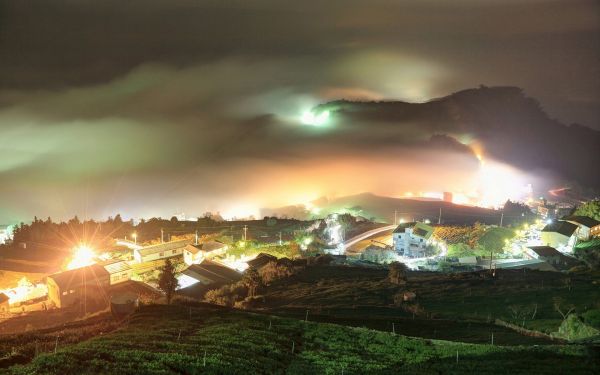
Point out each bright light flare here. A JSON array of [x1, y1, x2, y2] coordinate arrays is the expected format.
[[0, 277, 48, 305], [66, 244, 97, 270], [300, 110, 330, 126]]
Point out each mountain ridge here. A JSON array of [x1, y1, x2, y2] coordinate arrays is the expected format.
[[316, 86, 600, 188]]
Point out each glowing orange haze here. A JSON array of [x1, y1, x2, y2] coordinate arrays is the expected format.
[[189, 149, 539, 219]]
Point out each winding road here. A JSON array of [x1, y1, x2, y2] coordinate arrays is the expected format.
[[340, 224, 396, 252]]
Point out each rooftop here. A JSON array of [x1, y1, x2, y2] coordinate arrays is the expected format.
[[527, 246, 562, 257], [101, 259, 132, 274], [47, 264, 109, 290], [542, 221, 577, 237], [136, 239, 192, 257], [182, 259, 242, 284], [247, 253, 277, 269], [393, 222, 417, 233], [393, 222, 433, 239], [185, 241, 227, 255], [564, 216, 600, 229]]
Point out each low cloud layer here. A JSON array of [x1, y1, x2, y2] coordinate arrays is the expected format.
[[0, 0, 598, 222]]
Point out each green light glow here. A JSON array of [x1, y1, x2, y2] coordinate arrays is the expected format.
[[300, 110, 330, 126]]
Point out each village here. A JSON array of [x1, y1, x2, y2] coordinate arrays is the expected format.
[[0, 196, 597, 336]]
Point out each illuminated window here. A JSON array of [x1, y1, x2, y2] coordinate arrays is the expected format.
[[62, 291, 68, 296]]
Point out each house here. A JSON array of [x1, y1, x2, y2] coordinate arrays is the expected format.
[[133, 239, 191, 263], [563, 216, 600, 241], [526, 246, 579, 271], [183, 240, 228, 266], [178, 259, 242, 288], [0, 293, 9, 313], [46, 264, 110, 309], [393, 222, 434, 257], [541, 221, 578, 251], [247, 253, 277, 270], [101, 260, 133, 285]]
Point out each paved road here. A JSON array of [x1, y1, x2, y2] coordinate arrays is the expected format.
[[340, 224, 396, 252]]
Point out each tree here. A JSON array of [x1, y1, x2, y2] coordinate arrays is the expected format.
[[242, 268, 262, 297], [158, 259, 178, 304], [479, 227, 515, 254], [574, 200, 600, 221], [388, 262, 409, 285]]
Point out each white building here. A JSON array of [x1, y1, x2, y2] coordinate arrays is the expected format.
[[393, 222, 434, 258], [563, 216, 600, 241], [183, 240, 228, 266], [101, 260, 133, 285], [133, 239, 191, 263], [541, 221, 577, 253]]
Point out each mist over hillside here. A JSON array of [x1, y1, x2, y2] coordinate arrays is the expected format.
[[317, 86, 600, 189], [263, 192, 524, 226]]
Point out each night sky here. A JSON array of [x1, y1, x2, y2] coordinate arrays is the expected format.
[[0, 0, 598, 222]]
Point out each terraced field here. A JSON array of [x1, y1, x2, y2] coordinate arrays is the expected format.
[[3, 304, 598, 374]]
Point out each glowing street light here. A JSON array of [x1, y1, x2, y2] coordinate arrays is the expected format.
[[66, 244, 97, 270], [132, 232, 137, 244]]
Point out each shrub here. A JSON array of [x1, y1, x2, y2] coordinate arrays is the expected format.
[[582, 309, 600, 329], [204, 282, 248, 307], [260, 260, 295, 285]]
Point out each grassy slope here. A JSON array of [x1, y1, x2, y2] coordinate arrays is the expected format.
[[257, 265, 600, 337], [4, 304, 598, 375]]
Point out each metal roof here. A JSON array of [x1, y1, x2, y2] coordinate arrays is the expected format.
[[564, 216, 600, 229], [47, 264, 109, 290], [542, 221, 577, 237], [101, 260, 132, 274], [182, 259, 242, 284], [136, 239, 191, 257], [185, 241, 227, 255], [528, 246, 562, 257]]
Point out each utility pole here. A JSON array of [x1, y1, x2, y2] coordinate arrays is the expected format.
[[394, 210, 397, 225], [438, 208, 442, 224], [195, 230, 199, 245], [243, 225, 248, 241], [499, 212, 504, 227], [161, 228, 164, 243]]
